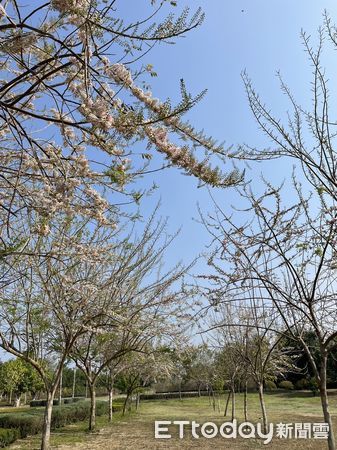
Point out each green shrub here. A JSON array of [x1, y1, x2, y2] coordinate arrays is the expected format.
[[308, 377, 319, 396], [278, 380, 294, 390], [30, 397, 85, 407], [0, 428, 21, 448], [51, 400, 107, 429], [0, 400, 109, 445], [265, 380, 277, 391], [0, 414, 43, 438], [295, 378, 309, 390], [140, 391, 209, 400]]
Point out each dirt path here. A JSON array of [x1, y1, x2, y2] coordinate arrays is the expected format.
[[53, 422, 327, 450]]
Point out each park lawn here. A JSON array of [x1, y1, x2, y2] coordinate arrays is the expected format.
[[8, 391, 337, 449]]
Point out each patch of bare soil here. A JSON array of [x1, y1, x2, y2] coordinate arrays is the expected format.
[[53, 421, 328, 450]]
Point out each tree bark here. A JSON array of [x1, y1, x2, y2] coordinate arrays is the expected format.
[[258, 382, 268, 434], [88, 384, 96, 431], [211, 387, 216, 411], [231, 386, 236, 421], [122, 393, 130, 416], [58, 369, 63, 406], [72, 368, 76, 399], [14, 393, 21, 408], [244, 380, 248, 422], [108, 388, 113, 422], [224, 390, 231, 417], [40, 391, 55, 450], [319, 355, 336, 450]]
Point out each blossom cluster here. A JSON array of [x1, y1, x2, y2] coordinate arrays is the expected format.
[[51, 0, 90, 16], [101, 61, 224, 186]]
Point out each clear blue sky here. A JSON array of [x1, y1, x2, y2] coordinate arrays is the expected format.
[[118, 0, 337, 272]]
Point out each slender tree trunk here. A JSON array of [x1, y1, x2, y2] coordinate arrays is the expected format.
[[40, 391, 55, 450], [58, 369, 63, 406], [319, 356, 336, 450], [9, 389, 12, 405], [88, 384, 96, 431], [14, 393, 21, 408], [72, 368, 76, 399], [179, 381, 182, 401], [198, 383, 201, 397], [211, 387, 216, 411], [122, 393, 130, 416], [208, 386, 211, 406], [108, 388, 113, 422], [244, 380, 248, 422], [224, 390, 231, 417], [231, 386, 236, 421], [136, 392, 140, 410], [258, 382, 268, 434]]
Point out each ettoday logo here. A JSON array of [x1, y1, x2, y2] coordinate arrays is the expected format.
[[154, 420, 329, 444], [155, 420, 274, 444]]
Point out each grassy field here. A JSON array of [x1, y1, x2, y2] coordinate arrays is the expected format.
[[7, 391, 337, 449]]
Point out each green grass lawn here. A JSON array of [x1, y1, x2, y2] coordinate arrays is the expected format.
[[7, 391, 337, 449]]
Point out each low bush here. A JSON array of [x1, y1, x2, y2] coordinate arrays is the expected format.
[[141, 391, 210, 400], [0, 414, 42, 438], [0, 428, 21, 448], [30, 397, 85, 407], [0, 400, 109, 445], [295, 378, 309, 390], [265, 380, 277, 391], [278, 380, 294, 390]]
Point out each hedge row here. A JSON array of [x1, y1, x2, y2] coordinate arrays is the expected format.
[[0, 400, 109, 447], [0, 428, 21, 448], [30, 397, 84, 407], [140, 391, 210, 400]]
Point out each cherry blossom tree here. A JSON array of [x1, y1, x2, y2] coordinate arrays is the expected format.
[[0, 214, 123, 449], [0, 0, 242, 267]]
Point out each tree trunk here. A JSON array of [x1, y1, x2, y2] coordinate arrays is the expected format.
[[108, 388, 113, 422], [224, 390, 231, 417], [319, 356, 336, 450], [136, 392, 140, 410], [14, 393, 21, 408], [40, 391, 55, 450], [122, 393, 130, 416], [198, 383, 201, 397], [9, 389, 12, 405], [258, 382, 268, 434], [244, 380, 248, 422], [72, 368, 76, 399], [211, 388, 216, 411], [88, 384, 96, 431], [58, 369, 63, 406], [231, 386, 236, 421]]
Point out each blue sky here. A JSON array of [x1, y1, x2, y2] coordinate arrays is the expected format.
[[117, 0, 337, 272]]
